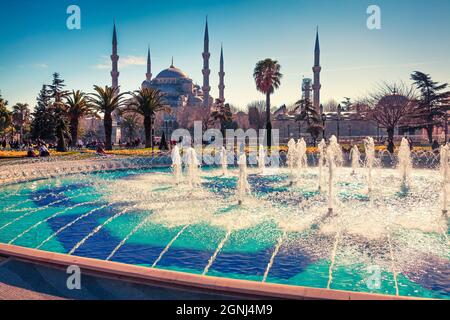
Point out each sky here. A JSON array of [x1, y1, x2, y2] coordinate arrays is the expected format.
[[0, 0, 449, 110]]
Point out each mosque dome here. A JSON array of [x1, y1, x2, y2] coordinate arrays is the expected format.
[[156, 65, 188, 79]]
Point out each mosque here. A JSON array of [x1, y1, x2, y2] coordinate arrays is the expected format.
[[109, 19, 225, 139]]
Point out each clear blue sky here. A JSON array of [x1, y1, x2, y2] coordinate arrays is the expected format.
[[0, 0, 449, 110]]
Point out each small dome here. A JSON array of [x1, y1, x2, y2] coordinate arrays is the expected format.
[[378, 94, 409, 107], [141, 80, 152, 89], [156, 65, 188, 79]]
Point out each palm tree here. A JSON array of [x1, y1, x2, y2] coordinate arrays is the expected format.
[[12, 103, 30, 143], [125, 88, 169, 148], [122, 114, 140, 142], [65, 90, 96, 147], [89, 85, 127, 150], [253, 59, 282, 149]]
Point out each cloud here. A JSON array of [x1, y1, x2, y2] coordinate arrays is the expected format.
[[32, 63, 49, 69], [93, 55, 146, 70]]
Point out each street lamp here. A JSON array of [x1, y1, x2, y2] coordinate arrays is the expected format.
[[337, 104, 342, 142]]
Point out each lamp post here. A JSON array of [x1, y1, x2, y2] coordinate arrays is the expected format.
[[337, 104, 342, 142]]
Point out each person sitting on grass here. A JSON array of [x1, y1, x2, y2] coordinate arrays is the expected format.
[[27, 146, 38, 158], [38, 144, 50, 157], [96, 143, 108, 156]]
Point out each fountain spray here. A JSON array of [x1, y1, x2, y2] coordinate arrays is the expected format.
[[296, 138, 308, 171], [237, 153, 251, 205], [186, 147, 201, 187], [364, 137, 375, 193], [326, 136, 343, 215], [220, 146, 228, 176], [318, 139, 327, 191], [258, 144, 266, 174], [350, 145, 361, 175], [287, 139, 297, 185], [440, 144, 449, 217], [326, 147, 336, 215], [172, 145, 182, 185], [398, 137, 412, 187]]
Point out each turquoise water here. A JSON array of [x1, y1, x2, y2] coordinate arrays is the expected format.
[[0, 167, 448, 299]]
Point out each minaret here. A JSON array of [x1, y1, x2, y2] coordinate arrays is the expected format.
[[202, 17, 211, 109], [312, 27, 321, 113], [218, 44, 225, 102], [111, 22, 120, 93], [146, 46, 152, 81]]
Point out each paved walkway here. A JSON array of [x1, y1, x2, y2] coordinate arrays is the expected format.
[[0, 281, 64, 300]]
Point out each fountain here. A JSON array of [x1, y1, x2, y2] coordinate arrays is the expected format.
[[186, 147, 201, 187], [364, 137, 375, 193], [350, 145, 361, 175], [398, 137, 412, 187], [220, 146, 228, 176], [325, 145, 336, 215], [318, 139, 327, 191], [171, 145, 182, 185], [441, 144, 449, 217], [258, 145, 266, 174], [287, 139, 297, 185], [296, 138, 308, 170], [0, 138, 448, 300], [236, 153, 251, 205]]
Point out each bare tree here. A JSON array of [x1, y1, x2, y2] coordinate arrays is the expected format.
[[247, 100, 266, 131], [362, 82, 416, 153]]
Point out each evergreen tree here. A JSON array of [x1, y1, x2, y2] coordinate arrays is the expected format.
[[31, 85, 56, 140], [49, 73, 69, 151], [410, 71, 450, 144], [0, 93, 12, 135]]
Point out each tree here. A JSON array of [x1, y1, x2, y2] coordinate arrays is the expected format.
[[31, 85, 56, 141], [48, 73, 70, 151], [122, 114, 140, 142], [323, 99, 339, 112], [125, 88, 169, 148], [253, 59, 282, 149], [294, 97, 321, 145], [12, 103, 31, 143], [341, 97, 353, 112], [89, 85, 127, 150], [0, 93, 11, 136], [247, 100, 266, 131], [65, 90, 96, 147], [363, 83, 416, 153], [160, 131, 168, 150], [210, 99, 235, 138], [410, 71, 450, 144]]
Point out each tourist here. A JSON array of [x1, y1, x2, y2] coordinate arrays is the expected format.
[[96, 143, 108, 156], [27, 146, 38, 158], [432, 140, 440, 151], [39, 144, 50, 157]]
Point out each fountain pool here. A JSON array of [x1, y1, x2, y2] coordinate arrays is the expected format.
[[0, 156, 448, 299]]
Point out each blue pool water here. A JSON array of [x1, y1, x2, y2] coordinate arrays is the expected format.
[[0, 167, 448, 299]]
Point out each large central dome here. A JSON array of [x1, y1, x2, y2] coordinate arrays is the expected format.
[[155, 64, 188, 79]]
